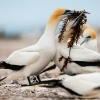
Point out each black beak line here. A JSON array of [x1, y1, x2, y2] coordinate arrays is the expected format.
[[80, 38, 89, 45]]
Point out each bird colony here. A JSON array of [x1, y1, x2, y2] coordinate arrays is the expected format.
[[0, 8, 100, 98]]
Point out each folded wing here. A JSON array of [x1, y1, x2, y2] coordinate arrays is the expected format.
[[5, 51, 40, 66], [60, 45, 100, 66]]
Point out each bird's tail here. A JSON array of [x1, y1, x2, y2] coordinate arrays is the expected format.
[[0, 61, 7, 82], [92, 86, 100, 95], [0, 61, 4, 68]]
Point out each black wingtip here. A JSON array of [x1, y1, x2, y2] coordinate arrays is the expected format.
[[0, 61, 4, 68], [1, 61, 25, 70], [58, 83, 83, 96], [93, 86, 100, 90]]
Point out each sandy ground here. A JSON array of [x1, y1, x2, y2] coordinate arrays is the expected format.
[[0, 37, 100, 100], [0, 38, 70, 100], [0, 68, 99, 100]]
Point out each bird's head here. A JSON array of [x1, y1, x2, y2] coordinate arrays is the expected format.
[[80, 29, 96, 45], [47, 8, 73, 24]]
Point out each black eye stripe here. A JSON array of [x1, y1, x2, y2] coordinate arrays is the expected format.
[[65, 10, 71, 13], [86, 36, 91, 38], [63, 10, 71, 15]]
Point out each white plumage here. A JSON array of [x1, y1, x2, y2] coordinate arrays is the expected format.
[[57, 46, 100, 74], [35, 73, 100, 97], [0, 8, 73, 83], [79, 25, 98, 52], [5, 50, 39, 66], [55, 73, 100, 96], [53, 17, 100, 75]]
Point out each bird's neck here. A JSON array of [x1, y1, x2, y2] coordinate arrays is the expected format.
[[45, 21, 59, 34], [43, 15, 61, 36], [38, 20, 60, 42]]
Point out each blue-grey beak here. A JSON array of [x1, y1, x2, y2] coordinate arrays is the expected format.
[[80, 38, 89, 45]]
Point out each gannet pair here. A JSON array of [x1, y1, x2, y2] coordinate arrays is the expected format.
[[37, 14, 100, 97], [0, 8, 73, 85]]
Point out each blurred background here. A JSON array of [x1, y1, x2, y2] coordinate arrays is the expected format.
[[0, 0, 100, 60]]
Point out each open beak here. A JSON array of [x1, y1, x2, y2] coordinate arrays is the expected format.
[[80, 38, 89, 45]]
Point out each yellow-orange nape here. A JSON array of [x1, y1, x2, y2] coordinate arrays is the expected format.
[[83, 28, 96, 39], [47, 8, 67, 24]]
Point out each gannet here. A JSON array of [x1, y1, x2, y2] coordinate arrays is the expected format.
[[80, 28, 98, 52], [40, 73, 100, 97], [0, 8, 73, 85]]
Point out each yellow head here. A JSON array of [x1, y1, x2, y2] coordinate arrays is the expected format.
[[47, 8, 72, 24], [83, 28, 96, 39], [80, 28, 96, 45]]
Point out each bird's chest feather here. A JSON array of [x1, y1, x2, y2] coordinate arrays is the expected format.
[[44, 47, 56, 57]]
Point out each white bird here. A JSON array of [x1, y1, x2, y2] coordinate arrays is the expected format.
[[40, 73, 100, 97], [79, 25, 98, 52], [53, 15, 100, 75], [41, 14, 97, 74], [0, 8, 73, 85]]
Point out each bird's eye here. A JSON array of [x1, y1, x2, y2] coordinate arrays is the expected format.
[[86, 36, 91, 38], [63, 10, 71, 15], [65, 10, 71, 13]]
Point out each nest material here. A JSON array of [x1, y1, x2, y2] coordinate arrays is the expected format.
[[58, 18, 69, 42], [58, 10, 89, 71], [58, 10, 88, 47], [68, 10, 88, 47]]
